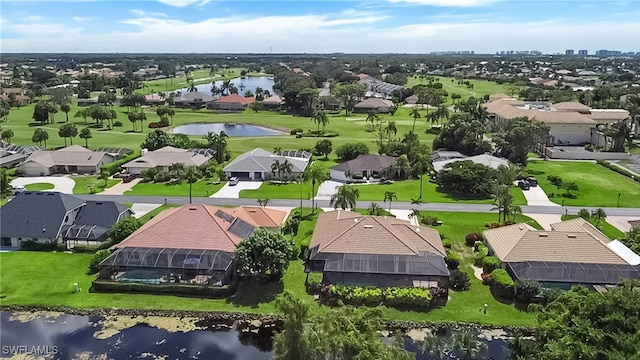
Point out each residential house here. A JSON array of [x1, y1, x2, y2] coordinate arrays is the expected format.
[[307, 210, 450, 289], [98, 204, 286, 286], [330, 154, 397, 181], [144, 95, 166, 106], [261, 95, 284, 111], [174, 91, 216, 108], [19, 145, 116, 176], [353, 98, 395, 114], [122, 146, 213, 175], [209, 94, 255, 111], [223, 148, 311, 181], [0, 192, 132, 248], [433, 153, 509, 172], [482, 218, 640, 287], [431, 151, 466, 162], [404, 94, 418, 105]]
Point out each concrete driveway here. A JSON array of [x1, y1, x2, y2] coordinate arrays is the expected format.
[[210, 181, 262, 198], [99, 178, 139, 195], [606, 216, 640, 233], [11, 176, 76, 194], [518, 183, 560, 207], [314, 180, 343, 200], [131, 203, 162, 219]]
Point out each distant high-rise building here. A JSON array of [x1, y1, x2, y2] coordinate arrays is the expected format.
[[565, 49, 574, 56], [595, 49, 622, 57], [578, 49, 588, 56]]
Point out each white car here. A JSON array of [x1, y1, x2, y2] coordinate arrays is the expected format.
[[11, 186, 26, 195], [229, 177, 240, 186]]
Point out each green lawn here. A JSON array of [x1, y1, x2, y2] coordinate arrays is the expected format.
[[25, 182, 54, 191], [142, 68, 250, 93], [288, 207, 323, 248], [72, 175, 119, 194], [406, 76, 509, 106], [527, 160, 640, 207], [353, 179, 526, 205], [137, 204, 179, 223], [561, 215, 625, 240], [124, 179, 225, 197]]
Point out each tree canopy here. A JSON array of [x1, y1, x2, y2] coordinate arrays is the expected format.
[[235, 229, 295, 282], [436, 160, 498, 196]]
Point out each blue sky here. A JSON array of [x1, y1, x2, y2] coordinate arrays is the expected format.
[[1, 0, 638, 53]]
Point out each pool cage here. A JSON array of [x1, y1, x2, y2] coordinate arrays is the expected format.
[[99, 247, 235, 286], [507, 261, 640, 285]]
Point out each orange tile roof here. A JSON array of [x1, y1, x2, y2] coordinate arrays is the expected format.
[[116, 204, 286, 252], [214, 94, 255, 105]]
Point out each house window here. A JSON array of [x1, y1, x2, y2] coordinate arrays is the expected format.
[[1, 238, 11, 247]]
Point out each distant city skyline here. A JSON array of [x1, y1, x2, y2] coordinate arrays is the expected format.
[[1, 0, 638, 54]]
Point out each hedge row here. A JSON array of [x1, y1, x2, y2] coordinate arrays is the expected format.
[[597, 160, 640, 183], [327, 285, 432, 308], [91, 280, 229, 298], [101, 151, 140, 175]]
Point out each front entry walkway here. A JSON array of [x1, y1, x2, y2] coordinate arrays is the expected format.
[[519, 183, 560, 207]]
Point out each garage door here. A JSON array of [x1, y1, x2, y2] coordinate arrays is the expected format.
[[230, 172, 251, 180]]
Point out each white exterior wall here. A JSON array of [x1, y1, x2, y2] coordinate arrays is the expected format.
[[330, 169, 348, 182], [20, 162, 50, 176], [548, 124, 592, 145]]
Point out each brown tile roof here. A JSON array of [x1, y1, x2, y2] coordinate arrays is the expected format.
[[116, 205, 286, 252], [214, 94, 255, 105], [485, 100, 598, 125], [23, 146, 111, 168], [331, 154, 397, 173], [489, 93, 512, 100], [310, 210, 446, 257], [483, 221, 626, 265], [227, 206, 287, 228], [549, 217, 610, 244], [551, 102, 592, 112], [586, 109, 630, 122], [354, 98, 394, 109]]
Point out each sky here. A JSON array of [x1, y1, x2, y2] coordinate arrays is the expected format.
[[0, 0, 639, 54]]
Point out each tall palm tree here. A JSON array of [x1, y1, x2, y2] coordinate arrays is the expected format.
[[434, 105, 450, 125], [365, 110, 379, 132], [183, 166, 201, 204], [271, 159, 282, 179], [204, 131, 228, 164], [279, 160, 293, 182], [221, 80, 233, 96], [604, 120, 631, 152], [330, 186, 360, 210], [593, 208, 607, 227], [383, 191, 397, 212], [303, 163, 328, 213], [497, 163, 525, 186], [410, 107, 421, 132], [367, 202, 383, 215], [385, 120, 397, 144], [311, 111, 329, 133], [187, 81, 197, 93], [491, 185, 512, 223]]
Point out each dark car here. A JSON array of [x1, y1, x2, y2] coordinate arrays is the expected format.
[[527, 177, 538, 187], [518, 180, 530, 190], [122, 174, 137, 183]]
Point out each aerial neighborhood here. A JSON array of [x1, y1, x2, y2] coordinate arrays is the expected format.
[[1, 52, 640, 356]]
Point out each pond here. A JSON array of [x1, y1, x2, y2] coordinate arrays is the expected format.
[[0, 311, 514, 359], [173, 123, 284, 137], [172, 76, 275, 97]]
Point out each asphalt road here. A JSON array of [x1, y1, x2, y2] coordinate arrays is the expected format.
[[74, 194, 640, 217]]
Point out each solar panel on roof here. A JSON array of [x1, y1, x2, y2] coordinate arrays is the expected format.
[[214, 209, 235, 223], [227, 218, 255, 239]]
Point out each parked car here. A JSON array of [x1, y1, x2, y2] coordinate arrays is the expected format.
[[11, 186, 26, 195], [229, 177, 240, 186], [518, 180, 530, 190], [122, 174, 137, 183], [527, 177, 538, 187]]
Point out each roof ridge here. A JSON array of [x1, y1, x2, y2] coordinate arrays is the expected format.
[[317, 212, 365, 252], [373, 218, 420, 255], [497, 226, 532, 261], [204, 205, 244, 246], [401, 223, 447, 256]]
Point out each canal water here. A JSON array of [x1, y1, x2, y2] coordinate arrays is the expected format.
[[0, 311, 512, 359]]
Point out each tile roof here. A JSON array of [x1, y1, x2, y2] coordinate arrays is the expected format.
[[116, 205, 286, 252], [261, 95, 283, 104], [354, 98, 394, 109], [551, 102, 592, 112], [22, 146, 112, 168], [214, 94, 255, 105], [123, 146, 211, 169], [485, 99, 598, 125], [586, 109, 630, 122], [310, 210, 446, 258], [331, 154, 397, 173], [483, 221, 627, 265], [549, 217, 610, 244], [224, 148, 310, 173]]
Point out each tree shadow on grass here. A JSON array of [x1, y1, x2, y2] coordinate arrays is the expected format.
[[435, 187, 492, 201], [226, 277, 284, 308]]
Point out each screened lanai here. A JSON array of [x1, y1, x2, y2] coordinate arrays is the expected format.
[[507, 261, 640, 285], [99, 247, 235, 286]]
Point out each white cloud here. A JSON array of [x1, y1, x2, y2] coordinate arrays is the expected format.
[[72, 16, 93, 22], [157, 0, 210, 7], [389, 0, 497, 6], [130, 9, 167, 18]]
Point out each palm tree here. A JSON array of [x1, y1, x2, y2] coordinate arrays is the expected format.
[[593, 208, 607, 227], [410, 107, 421, 132], [330, 186, 360, 210], [221, 80, 233, 95], [311, 111, 329, 133], [497, 163, 525, 186], [408, 209, 422, 225], [434, 105, 450, 125], [367, 202, 384, 215], [506, 204, 523, 222], [183, 166, 201, 204], [204, 131, 228, 164], [366, 110, 379, 132], [604, 120, 631, 152], [491, 185, 512, 223], [303, 163, 328, 213], [279, 160, 293, 182], [271, 159, 282, 179], [450, 329, 486, 360], [169, 162, 185, 178], [385, 120, 397, 144], [383, 191, 397, 212], [187, 81, 197, 93], [257, 198, 270, 207]]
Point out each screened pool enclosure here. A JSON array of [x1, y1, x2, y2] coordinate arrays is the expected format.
[[507, 261, 640, 285], [99, 247, 235, 286]]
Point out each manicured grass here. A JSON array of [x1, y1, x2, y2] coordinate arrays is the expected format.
[[124, 179, 225, 197], [25, 182, 54, 191], [240, 180, 315, 199], [352, 179, 526, 205], [137, 204, 179, 223], [406, 76, 509, 106], [561, 215, 625, 240], [527, 160, 640, 207], [288, 207, 323, 248], [72, 175, 119, 194], [142, 68, 249, 93]]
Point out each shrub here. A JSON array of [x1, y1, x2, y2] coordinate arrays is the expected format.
[[465, 232, 483, 247], [515, 279, 542, 303], [101, 151, 139, 176], [20, 240, 59, 251], [421, 215, 439, 226], [449, 270, 470, 291], [445, 250, 461, 269], [597, 160, 640, 183], [88, 250, 111, 274], [290, 128, 303, 135], [91, 280, 228, 298], [141, 167, 158, 182], [489, 269, 515, 299], [331, 285, 383, 307], [72, 244, 99, 253], [154, 170, 172, 183], [113, 120, 123, 127], [335, 142, 369, 161], [539, 287, 563, 305], [474, 244, 489, 266], [298, 244, 309, 260], [110, 217, 142, 245], [474, 241, 484, 251], [384, 287, 432, 308], [148, 122, 160, 129], [306, 272, 323, 295], [482, 256, 499, 273], [442, 239, 453, 249]]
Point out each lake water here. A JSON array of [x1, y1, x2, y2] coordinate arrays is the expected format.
[[172, 76, 275, 97], [0, 311, 513, 360], [173, 123, 284, 137]]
